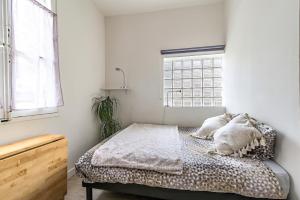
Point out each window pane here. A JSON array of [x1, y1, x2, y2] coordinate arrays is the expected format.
[[164, 89, 172, 98], [173, 91, 182, 98], [214, 98, 222, 106], [203, 78, 213, 87], [12, 55, 37, 109], [164, 80, 172, 88], [193, 98, 202, 107], [167, 99, 173, 107], [164, 70, 172, 79], [183, 79, 192, 88], [203, 59, 212, 68], [193, 89, 202, 97], [214, 78, 222, 87], [164, 60, 172, 70], [183, 60, 192, 69], [214, 88, 222, 97], [164, 89, 173, 107], [36, 0, 52, 10], [173, 80, 182, 88], [173, 70, 181, 79], [203, 69, 213, 78], [214, 68, 222, 77], [173, 61, 182, 70], [183, 98, 192, 107], [182, 70, 192, 78], [193, 69, 202, 78], [173, 99, 182, 107], [193, 79, 202, 88], [193, 59, 201, 68], [203, 98, 213, 106], [203, 88, 213, 97], [183, 89, 192, 97]]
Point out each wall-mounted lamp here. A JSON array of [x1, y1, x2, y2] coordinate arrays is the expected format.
[[115, 67, 127, 89]]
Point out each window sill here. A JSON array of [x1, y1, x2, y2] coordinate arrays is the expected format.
[[11, 107, 59, 118], [0, 112, 59, 125], [164, 106, 226, 109]]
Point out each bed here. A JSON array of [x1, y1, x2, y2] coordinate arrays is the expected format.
[[75, 126, 289, 200]]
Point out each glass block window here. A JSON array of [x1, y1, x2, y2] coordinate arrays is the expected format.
[[163, 54, 223, 107]]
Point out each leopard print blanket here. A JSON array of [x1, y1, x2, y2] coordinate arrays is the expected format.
[[75, 128, 285, 199]]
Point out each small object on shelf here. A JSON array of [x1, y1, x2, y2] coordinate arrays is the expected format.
[[115, 67, 127, 89]]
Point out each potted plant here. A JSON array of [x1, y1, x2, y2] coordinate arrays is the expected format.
[[92, 96, 121, 140]]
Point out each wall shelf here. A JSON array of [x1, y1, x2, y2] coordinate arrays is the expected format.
[[101, 88, 129, 91], [101, 88, 130, 94]]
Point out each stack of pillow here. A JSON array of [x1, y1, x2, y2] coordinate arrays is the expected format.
[[192, 113, 276, 159]]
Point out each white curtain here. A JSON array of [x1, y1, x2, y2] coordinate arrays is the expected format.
[[36, 0, 52, 9], [11, 0, 63, 110]]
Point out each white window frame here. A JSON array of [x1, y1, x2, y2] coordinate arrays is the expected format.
[[0, 0, 59, 121], [162, 50, 225, 108], [1, 0, 12, 121], [11, 107, 58, 118]]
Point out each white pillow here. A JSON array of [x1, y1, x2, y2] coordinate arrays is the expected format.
[[229, 113, 257, 125], [213, 121, 266, 157], [192, 113, 232, 140]]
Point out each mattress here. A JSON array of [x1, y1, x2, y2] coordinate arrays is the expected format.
[[75, 128, 289, 199], [263, 160, 290, 197]]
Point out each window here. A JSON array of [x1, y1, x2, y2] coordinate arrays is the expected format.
[[36, 0, 52, 9], [162, 47, 224, 107], [0, 0, 63, 121]]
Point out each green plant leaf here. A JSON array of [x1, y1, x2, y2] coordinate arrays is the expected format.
[[92, 95, 121, 140]]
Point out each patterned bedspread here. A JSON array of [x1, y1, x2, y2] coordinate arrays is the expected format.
[[75, 128, 285, 199]]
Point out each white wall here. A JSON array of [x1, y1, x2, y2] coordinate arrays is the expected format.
[[225, 0, 300, 199], [0, 0, 106, 172], [105, 3, 226, 127]]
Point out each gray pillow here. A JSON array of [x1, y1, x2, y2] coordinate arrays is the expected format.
[[246, 122, 276, 160]]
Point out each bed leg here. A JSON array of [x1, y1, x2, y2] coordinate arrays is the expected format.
[[86, 186, 93, 200]]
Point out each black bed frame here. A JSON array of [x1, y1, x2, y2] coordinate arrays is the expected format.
[[82, 181, 268, 200]]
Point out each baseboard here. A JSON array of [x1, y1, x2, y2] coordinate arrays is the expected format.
[[68, 167, 76, 179]]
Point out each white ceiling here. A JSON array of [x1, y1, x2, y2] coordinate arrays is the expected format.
[[93, 0, 224, 16]]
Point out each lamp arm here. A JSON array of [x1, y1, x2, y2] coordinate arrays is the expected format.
[[120, 70, 126, 89], [166, 90, 181, 107]]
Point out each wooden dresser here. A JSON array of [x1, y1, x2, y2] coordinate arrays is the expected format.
[[0, 135, 68, 200]]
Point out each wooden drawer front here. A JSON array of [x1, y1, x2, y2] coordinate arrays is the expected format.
[[0, 138, 67, 200]]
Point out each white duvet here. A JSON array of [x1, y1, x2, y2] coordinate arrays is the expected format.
[[91, 123, 183, 175]]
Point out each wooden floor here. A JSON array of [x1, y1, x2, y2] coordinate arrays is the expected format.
[[65, 176, 156, 200]]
